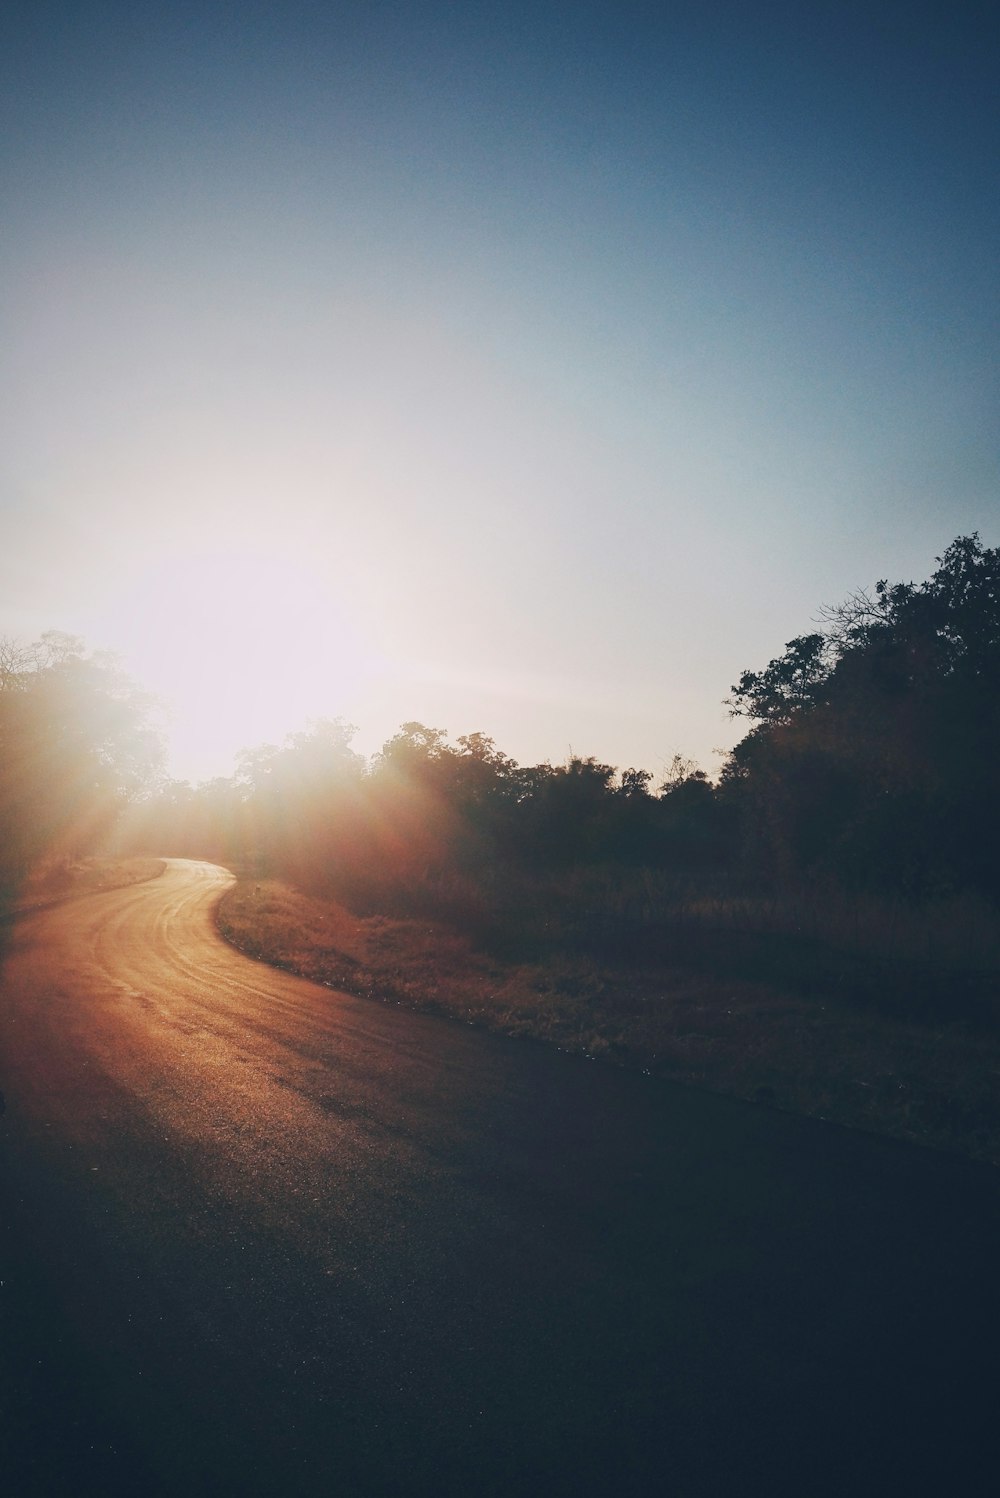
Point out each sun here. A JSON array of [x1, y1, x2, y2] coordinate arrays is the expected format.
[[104, 545, 375, 782]]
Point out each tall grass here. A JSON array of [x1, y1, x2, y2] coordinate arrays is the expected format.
[[315, 859, 999, 1025]]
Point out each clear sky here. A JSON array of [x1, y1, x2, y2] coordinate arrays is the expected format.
[[2, 1, 997, 783]]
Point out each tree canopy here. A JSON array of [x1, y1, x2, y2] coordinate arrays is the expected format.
[[724, 535, 1000, 895], [94, 532, 1000, 911], [0, 633, 163, 892]]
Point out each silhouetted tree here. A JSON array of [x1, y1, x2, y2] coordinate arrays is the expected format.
[[724, 535, 1000, 896]]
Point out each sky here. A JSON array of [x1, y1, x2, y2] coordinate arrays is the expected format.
[[2, 0, 997, 783]]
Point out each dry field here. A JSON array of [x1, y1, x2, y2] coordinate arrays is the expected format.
[[218, 875, 1000, 1167]]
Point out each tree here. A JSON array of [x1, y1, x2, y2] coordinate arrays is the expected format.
[[723, 536, 1000, 895], [619, 767, 652, 798], [231, 719, 365, 882], [728, 634, 831, 724], [0, 634, 163, 890]]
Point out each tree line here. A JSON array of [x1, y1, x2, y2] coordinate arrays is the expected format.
[[4, 535, 999, 913], [125, 724, 730, 905]]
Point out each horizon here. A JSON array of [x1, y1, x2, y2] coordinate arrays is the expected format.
[[10, 525, 997, 792], [3, 2, 997, 785]]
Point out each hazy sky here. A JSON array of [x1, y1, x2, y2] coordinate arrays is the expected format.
[[2, 1, 997, 782]]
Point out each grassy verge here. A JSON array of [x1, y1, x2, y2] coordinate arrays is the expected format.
[[11, 857, 166, 914], [218, 875, 1000, 1167]]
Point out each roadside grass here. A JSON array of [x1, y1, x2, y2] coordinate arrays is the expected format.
[[12, 856, 166, 912], [218, 873, 1000, 1167]]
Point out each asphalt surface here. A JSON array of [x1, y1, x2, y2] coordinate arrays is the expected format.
[[1, 858, 998, 1497]]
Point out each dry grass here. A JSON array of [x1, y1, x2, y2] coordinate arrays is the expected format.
[[14, 856, 165, 910], [218, 876, 1000, 1167]]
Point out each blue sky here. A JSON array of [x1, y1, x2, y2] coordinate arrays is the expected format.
[[2, 1, 996, 780]]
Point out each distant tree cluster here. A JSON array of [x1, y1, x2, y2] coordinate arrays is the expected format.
[[125, 717, 730, 909], [121, 534, 1000, 912], [11, 534, 998, 918]]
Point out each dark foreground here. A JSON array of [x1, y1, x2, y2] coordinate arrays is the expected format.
[[1, 861, 997, 1497]]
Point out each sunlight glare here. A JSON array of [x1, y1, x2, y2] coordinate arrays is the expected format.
[[106, 546, 375, 782]]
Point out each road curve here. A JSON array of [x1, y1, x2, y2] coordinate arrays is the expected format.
[[1, 858, 998, 1497]]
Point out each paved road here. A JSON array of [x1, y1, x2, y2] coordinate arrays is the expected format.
[[1, 859, 997, 1497]]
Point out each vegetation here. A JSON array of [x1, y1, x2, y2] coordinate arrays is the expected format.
[[124, 536, 1000, 1009], [0, 633, 163, 907], [726, 533, 1000, 900], [217, 874, 1000, 1162], [10, 856, 165, 913], [5, 536, 1000, 1155]]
